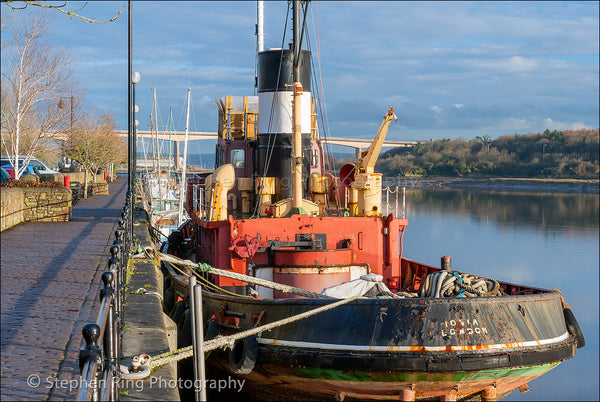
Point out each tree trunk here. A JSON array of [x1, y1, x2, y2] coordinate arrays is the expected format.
[[83, 168, 89, 199]]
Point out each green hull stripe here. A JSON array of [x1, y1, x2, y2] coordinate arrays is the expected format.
[[290, 362, 560, 383]]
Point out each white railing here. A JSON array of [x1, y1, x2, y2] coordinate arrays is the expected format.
[[382, 186, 406, 218]]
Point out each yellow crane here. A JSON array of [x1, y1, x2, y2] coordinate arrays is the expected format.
[[349, 107, 398, 216], [356, 107, 398, 174]]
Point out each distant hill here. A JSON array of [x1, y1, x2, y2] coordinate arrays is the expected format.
[[375, 129, 599, 179]]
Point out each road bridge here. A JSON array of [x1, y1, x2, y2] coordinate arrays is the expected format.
[[114, 130, 417, 149]]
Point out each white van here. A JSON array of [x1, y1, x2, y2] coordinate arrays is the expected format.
[[1, 155, 59, 175]]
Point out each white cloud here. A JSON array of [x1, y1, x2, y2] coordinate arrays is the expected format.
[[430, 105, 442, 115], [469, 56, 538, 74], [481, 117, 531, 131], [453, 104, 465, 109], [543, 118, 591, 131], [506, 56, 537, 72]]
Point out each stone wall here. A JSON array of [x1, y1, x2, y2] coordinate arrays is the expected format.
[[1, 189, 24, 232], [1, 187, 72, 231], [39, 172, 106, 185], [90, 182, 109, 196]]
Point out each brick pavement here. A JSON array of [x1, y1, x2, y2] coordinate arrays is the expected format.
[[1, 178, 127, 401]]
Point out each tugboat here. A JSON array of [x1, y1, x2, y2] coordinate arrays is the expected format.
[[160, 1, 584, 400]]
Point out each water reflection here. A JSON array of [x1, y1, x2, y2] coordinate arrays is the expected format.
[[397, 187, 599, 401], [405, 189, 599, 236]]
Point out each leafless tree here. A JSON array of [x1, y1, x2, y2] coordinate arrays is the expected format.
[[3, 1, 124, 24], [62, 113, 126, 197], [1, 10, 78, 179]]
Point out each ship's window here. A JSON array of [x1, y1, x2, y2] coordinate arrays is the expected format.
[[231, 149, 245, 169], [310, 149, 319, 168]]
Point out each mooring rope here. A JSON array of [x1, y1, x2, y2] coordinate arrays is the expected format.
[[159, 252, 336, 299], [146, 294, 360, 370]]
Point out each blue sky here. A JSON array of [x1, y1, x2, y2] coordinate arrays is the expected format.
[[3, 1, 599, 144]]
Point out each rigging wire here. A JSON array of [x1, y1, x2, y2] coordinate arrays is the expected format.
[[252, 3, 291, 218], [309, 1, 335, 174], [189, 88, 202, 169]]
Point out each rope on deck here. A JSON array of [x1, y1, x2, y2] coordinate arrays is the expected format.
[[420, 270, 501, 298], [159, 252, 336, 299], [147, 294, 360, 369]]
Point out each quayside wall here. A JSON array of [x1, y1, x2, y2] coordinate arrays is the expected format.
[[1, 172, 111, 232], [1, 187, 72, 231]]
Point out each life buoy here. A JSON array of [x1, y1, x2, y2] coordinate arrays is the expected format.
[[563, 307, 585, 348], [228, 336, 258, 375]]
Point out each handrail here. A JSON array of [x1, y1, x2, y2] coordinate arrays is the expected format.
[[77, 196, 132, 401], [382, 186, 406, 218]]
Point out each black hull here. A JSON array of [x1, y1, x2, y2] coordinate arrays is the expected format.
[[163, 262, 579, 401]]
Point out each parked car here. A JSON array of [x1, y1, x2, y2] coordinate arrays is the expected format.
[[1, 163, 39, 179], [1, 167, 12, 183], [0, 155, 59, 176]]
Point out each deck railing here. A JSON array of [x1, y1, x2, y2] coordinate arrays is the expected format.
[[77, 194, 132, 401], [382, 186, 406, 218]]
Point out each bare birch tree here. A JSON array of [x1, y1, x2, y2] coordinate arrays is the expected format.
[[1, 11, 77, 179]]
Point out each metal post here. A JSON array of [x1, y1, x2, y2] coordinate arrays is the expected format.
[[189, 276, 199, 399], [402, 186, 406, 219], [78, 324, 102, 401], [194, 284, 207, 401], [100, 271, 117, 401], [193, 184, 198, 212], [386, 187, 389, 216], [127, 0, 132, 204], [189, 276, 207, 401], [395, 186, 399, 216], [132, 81, 137, 238], [108, 244, 121, 318]]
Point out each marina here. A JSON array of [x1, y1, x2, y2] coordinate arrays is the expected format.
[[1, 1, 597, 401]]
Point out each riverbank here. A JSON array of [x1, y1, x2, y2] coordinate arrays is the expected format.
[[383, 176, 599, 194]]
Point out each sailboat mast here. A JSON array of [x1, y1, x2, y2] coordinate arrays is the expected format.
[[178, 87, 191, 225], [167, 108, 173, 194], [292, 0, 303, 210], [153, 87, 163, 210]]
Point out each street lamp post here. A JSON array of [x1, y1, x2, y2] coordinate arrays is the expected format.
[[58, 95, 74, 170], [57, 96, 74, 130], [127, 0, 132, 208], [132, 71, 140, 193]]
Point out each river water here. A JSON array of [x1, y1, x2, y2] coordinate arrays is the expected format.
[[393, 187, 599, 401]]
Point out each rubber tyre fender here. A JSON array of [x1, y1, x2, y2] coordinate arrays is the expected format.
[[163, 288, 175, 315], [228, 336, 258, 375], [173, 300, 188, 327], [177, 309, 193, 348], [205, 319, 220, 340], [563, 307, 585, 348]]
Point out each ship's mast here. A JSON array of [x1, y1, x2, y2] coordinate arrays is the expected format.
[[178, 87, 191, 226], [291, 0, 303, 211], [257, 1, 265, 52]]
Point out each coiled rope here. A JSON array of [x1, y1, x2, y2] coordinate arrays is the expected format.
[[420, 270, 501, 298]]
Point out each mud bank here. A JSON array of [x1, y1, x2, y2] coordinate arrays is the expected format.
[[383, 177, 599, 194]]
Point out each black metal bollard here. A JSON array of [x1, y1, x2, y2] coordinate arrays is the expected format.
[[118, 215, 128, 263], [100, 271, 118, 401], [108, 246, 120, 297], [79, 323, 103, 401]]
